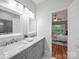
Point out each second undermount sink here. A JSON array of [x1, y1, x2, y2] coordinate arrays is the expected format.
[[25, 38, 34, 42], [18, 40, 29, 44]]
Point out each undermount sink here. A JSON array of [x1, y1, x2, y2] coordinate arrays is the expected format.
[[3, 38, 34, 53], [3, 42, 25, 54], [2, 38, 35, 56]]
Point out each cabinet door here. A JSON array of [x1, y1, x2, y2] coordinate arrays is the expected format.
[[36, 40, 44, 59], [27, 45, 36, 59], [27, 39, 44, 59], [27, 49, 35, 59]]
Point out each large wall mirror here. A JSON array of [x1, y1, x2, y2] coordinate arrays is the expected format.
[[0, 9, 20, 35], [28, 16, 37, 37]]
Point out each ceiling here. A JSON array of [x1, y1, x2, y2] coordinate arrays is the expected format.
[[32, 0, 46, 4]]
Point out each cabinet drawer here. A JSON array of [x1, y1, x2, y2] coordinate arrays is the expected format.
[[27, 39, 44, 59]]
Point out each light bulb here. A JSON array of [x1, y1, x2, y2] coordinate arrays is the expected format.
[[17, 3, 24, 11], [24, 8, 29, 13], [9, 0, 17, 8]]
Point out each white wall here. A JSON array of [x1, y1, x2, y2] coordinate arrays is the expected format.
[[68, 0, 79, 59], [36, 0, 73, 56]]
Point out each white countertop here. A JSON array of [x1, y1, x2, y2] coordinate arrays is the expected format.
[[0, 36, 44, 59]]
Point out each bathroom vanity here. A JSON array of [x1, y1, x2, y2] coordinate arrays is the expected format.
[[0, 37, 45, 59]]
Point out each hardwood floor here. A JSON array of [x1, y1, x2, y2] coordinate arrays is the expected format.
[[52, 44, 67, 59]]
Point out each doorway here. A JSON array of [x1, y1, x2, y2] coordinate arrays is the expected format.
[[52, 9, 68, 59]]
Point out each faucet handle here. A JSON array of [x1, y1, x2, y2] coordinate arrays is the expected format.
[[15, 40, 18, 42]]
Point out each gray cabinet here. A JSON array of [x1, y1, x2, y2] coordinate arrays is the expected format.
[[27, 43, 39, 59], [27, 39, 44, 59], [10, 39, 44, 59]]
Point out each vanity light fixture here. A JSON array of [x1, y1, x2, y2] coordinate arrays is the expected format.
[[7, 0, 35, 18], [29, 11, 35, 19], [8, 0, 17, 8], [17, 2, 24, 11], [24, 7, 35, 19], [24, 7, 29, 14]]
